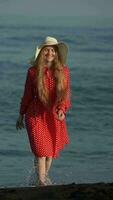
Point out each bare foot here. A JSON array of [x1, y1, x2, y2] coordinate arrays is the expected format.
[[38, 180, 47, 186]]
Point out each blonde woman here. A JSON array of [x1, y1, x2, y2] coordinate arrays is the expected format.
[[16, 36, 71, 186]]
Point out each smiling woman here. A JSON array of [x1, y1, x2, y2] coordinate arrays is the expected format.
[[43, 46, 56, 63], [16, 36, 71, 186]]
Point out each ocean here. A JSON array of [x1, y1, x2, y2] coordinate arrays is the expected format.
[[0, 15, 113, 187]]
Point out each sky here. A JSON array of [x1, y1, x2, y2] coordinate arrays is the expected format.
[[0, 0, 113, 17]]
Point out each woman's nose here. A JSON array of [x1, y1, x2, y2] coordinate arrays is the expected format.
[[47, 49, 52, 55]]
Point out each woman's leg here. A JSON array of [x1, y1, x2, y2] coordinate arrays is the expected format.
[[45, 157, 52, 176], [37, 157, 46, 185]]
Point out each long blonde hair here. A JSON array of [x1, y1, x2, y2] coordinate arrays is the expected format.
[[34, 46, 68, 106]]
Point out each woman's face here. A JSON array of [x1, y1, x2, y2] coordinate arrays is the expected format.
[[42, 46, 56, 63]]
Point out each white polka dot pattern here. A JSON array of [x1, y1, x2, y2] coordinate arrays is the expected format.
[[20, 66, 71, 158]]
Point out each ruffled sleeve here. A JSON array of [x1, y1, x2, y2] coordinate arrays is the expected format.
[[56, 66, 71, 114], [19, 68, 33, 115]]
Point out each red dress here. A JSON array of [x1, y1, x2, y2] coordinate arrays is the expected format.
[[20, 66, 71, 158]]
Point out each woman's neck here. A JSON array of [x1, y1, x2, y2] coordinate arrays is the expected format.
[[46, 61, 52, 68]]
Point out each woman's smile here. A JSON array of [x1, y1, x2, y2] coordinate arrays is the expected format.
[[43, 46, 56, 63]]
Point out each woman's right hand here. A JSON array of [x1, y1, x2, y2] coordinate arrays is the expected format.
[[56, 109, 65, 121], [16, 114, 25, 130]]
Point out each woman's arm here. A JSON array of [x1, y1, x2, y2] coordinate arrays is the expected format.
[[16, 68, 33, 130], [19, 68, 33, 115]]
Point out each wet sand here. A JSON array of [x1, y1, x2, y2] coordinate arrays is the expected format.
[[0, 182, 113, 200]]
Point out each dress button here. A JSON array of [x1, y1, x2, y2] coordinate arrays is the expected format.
[[47, 71, 49, 77]]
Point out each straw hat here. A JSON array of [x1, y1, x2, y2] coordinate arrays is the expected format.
[[30, 36, 68, 64]]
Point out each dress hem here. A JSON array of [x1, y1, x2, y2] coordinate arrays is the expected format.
[[32, 141, 69, 159]]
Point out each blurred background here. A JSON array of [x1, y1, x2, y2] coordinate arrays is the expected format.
[[0, 0, 113, 187]]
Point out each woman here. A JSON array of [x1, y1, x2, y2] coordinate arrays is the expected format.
[[16, 36, 71, 186]]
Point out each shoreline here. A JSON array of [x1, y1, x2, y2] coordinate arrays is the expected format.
[[0, 182, 113, 200]]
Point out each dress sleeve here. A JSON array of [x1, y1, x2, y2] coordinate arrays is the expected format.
[[19, 69, 33, 115], [56, 67, 71, 114]]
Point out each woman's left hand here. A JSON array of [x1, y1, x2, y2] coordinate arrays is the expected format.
[[57, 109, 65, 121]]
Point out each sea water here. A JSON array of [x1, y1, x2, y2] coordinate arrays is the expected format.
[[0, 15, 113, 187]]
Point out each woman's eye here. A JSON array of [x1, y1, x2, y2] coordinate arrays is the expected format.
[[44, 49, 48, 53], [51, 49, 55, 53], [44, 48, 55, 54]]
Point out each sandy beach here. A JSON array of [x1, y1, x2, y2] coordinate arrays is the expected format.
[[0, 182, 113, 200]]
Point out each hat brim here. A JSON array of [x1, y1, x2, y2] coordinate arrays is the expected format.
[[57, 42, 68, 64], [29, 42, 68, 65]]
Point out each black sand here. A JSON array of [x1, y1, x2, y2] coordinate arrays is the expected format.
[[0, 182, 113, 200]]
